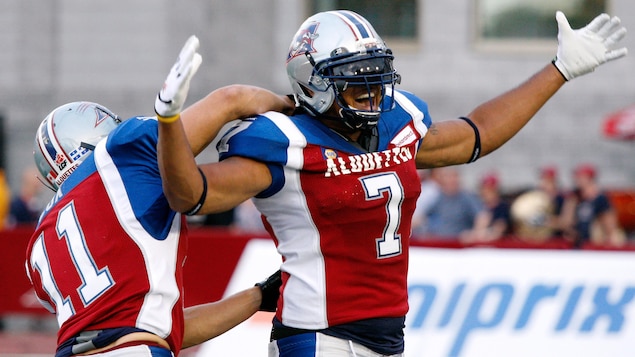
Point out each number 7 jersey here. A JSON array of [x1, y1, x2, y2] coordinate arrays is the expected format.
[[218, 89, 431, 329]]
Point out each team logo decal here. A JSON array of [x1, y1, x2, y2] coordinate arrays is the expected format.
[[323, 148, 337, 159], [287, 21, 320, 62], [69, 145, 90, 162], [94, 107, 110, 127], [54, 153, 68, 171], [46, 171, 56, 183], [391, 126, 417, 147], [76, 102, 111, 127]]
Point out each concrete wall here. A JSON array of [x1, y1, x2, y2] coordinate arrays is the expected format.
[[2, 0, 634, 195]]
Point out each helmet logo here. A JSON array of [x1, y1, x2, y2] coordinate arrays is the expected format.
[[93, 105, 117, 127], [55, 153, 68, 171], [77, 102, 112, 128], [287, 21, 320, 63], [95, 108, 110, 127]]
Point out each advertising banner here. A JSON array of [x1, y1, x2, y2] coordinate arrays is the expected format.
[[196, 241, 635, 357]]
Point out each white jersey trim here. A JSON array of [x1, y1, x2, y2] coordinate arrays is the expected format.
[[393, 90, 428, 151], [262, 111, 307, 169], [93, 140, 181, 338], [256, 113, 329, 329]]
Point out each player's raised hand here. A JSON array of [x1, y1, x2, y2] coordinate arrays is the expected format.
[[155, 35, 203, 120], [553, 11, 627, 81]]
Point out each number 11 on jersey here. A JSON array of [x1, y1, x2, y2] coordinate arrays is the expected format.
[[29, 201, 114, 325]]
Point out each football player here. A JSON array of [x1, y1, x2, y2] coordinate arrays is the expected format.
[[26, 36, 292, 357], [157, 10, 627, 356]]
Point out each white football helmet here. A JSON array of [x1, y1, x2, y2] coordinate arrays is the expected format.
[[286, 10, 401, 130], [33, 101, 121, 191]]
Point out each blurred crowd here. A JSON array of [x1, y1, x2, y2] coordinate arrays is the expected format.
[[0, 167, 46, 230], [411, 164, 633, 248], [1, 164, 633, 249]]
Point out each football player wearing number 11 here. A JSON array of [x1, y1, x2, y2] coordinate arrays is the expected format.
[[26, 36, 293, 356], [157, 10, 627, 357]]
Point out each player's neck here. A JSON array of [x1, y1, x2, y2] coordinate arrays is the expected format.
[[321, 118, 379, 152], [318, 116, 362, 142]]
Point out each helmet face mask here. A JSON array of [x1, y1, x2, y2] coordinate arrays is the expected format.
[[320, 49, 400, 129], [286, 10, 401, 130], [33, 102, 121, 191]]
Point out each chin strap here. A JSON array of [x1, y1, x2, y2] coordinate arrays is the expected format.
[[338, 107, 379, 130], [356, 126, 379, 152]]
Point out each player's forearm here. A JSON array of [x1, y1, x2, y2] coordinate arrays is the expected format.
[[157, 118, 203, 213], [157, 86, 272, 213], [181, 287, 261, 349], [467, 63, 566, 157], [195, 157, 273, 214]]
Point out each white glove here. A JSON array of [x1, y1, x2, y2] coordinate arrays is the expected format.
[[553, 11, 627, 81], [155, 35, 203, 118]]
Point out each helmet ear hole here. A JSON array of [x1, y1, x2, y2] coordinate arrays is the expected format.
[[299, 83, 313, 97]]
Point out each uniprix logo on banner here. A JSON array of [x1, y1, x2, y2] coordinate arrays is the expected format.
[[404, 248, 635, 357]]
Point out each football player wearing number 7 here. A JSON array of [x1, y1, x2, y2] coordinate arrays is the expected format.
[[26, 36, 293, 357], [157, 10, 627, 357]]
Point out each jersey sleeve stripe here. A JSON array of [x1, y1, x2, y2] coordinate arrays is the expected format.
[[263, 112, 308, 169], [393, 90, 429, 138]]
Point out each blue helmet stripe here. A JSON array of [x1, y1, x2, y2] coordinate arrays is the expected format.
[[339, 11, 371, 38], [40, 123, 59, 162]]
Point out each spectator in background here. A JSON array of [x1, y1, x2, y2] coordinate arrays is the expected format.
[[561, 163, 626, 247], [463, 172, 512, 243], [537, 166, 566, 236], [419, 167, 485, 240], [7, 167, 44, 227], [0, 168, 10, 230], [411, 169, 441, 237], [511, 166, 566, 243]]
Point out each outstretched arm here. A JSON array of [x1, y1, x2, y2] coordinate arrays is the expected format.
[[182, 270, 282, 348], [182, 287, 261, 349], [416, 11, 627, 168], [468, 64, 565, 158], [417, 65, 565, 168]]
